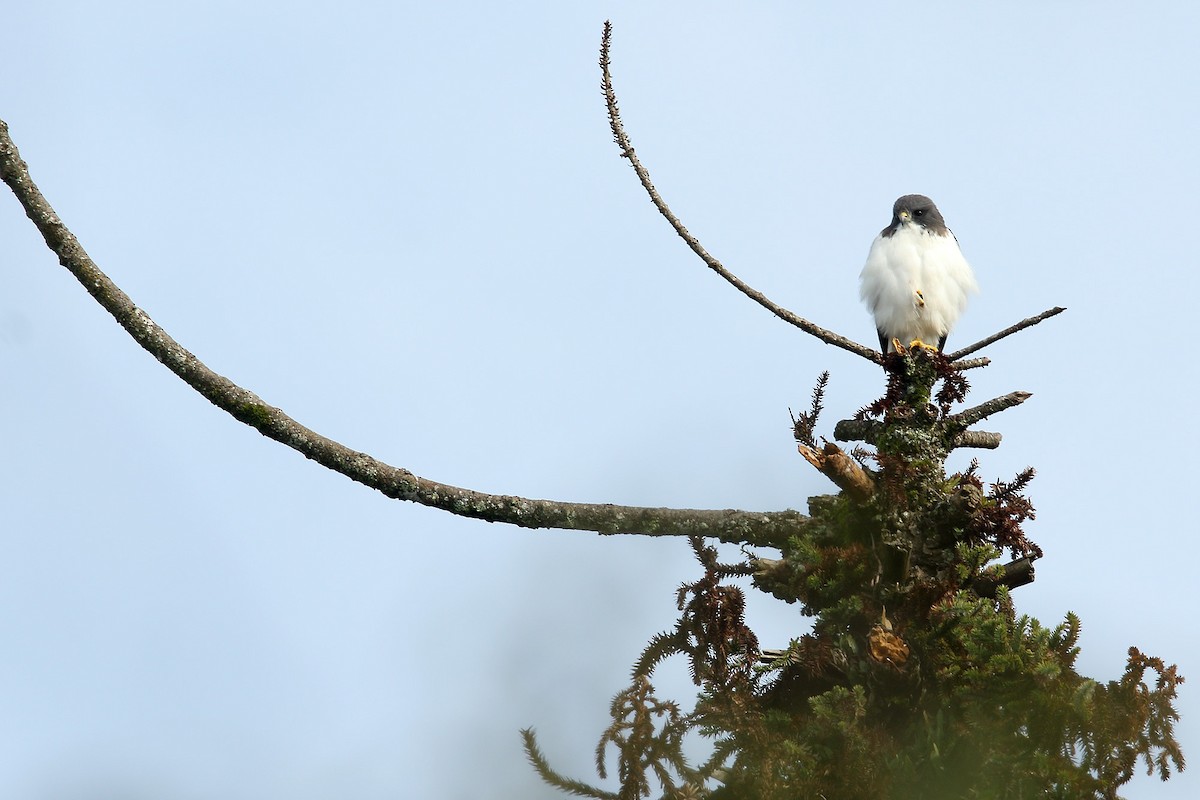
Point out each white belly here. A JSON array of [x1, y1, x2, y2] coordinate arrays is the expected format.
[[859, 225, 978, 350]]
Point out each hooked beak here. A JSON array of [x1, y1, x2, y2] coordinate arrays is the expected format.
[[898, 209, 911, 223]]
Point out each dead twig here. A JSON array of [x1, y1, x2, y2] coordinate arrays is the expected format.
[[947, 307, 1066, 361]]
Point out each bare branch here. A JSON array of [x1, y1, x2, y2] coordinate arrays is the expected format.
[[947, 307, 1067, 361], [600, 22, 880, 364], [0, 118, 806, 548], [947, 391, 1032, 429]]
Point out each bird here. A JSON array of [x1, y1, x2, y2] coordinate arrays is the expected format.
[[859, 194, 978, 356]]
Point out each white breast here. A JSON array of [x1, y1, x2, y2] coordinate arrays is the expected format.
[[859, 224, 978, 351]]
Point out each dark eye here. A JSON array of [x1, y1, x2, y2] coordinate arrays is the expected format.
[[914, 209, 925, 217]]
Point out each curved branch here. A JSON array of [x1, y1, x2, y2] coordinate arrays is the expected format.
[[600, 22, 880, 364], [0, 118, 806, 548]]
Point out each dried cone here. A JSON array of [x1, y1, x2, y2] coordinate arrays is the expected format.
[[868, 624, 910, 668]]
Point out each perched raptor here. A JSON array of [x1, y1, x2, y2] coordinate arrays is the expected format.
[[859, 194, 978, 356]]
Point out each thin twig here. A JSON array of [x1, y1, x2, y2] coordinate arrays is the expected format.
[[600, 22, 881, 364], [947, 307, 1067, 361], [0, 118, 807, 549]]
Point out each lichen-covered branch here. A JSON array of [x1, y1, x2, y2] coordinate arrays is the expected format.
[[953, 356, 991, 371], [833, 418, 1003, 450], [0, 118, 806, 547], [948, 391, 1032, 428], [954, 430, 1003, 449], [601, 22, 882, 364]]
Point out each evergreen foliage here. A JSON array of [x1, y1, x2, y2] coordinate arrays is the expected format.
[[524, 348, 1183, 799]]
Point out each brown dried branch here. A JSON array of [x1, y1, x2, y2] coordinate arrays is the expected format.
[[0, 118, 807, 548], [798, 442, 875, 499], [600, 22, 881, 364], [947, 306, 1067, 361]]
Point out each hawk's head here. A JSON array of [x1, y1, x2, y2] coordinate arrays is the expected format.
[[888, 194, 948, 236]]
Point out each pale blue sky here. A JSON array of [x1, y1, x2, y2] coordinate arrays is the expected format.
[[2, 3, 1197, 797]]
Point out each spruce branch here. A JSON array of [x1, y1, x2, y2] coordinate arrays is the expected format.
[[600, 22, 881, 364], [0, 117, 807, 547], [595, 675, 695, 798], [521, 728, 619, 800], [790, 371, 830, 449], [632, 630, 690, 680], [968, 467, 1041, 560]]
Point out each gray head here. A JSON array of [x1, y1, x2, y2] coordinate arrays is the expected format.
[[883, 194, 949, 237]]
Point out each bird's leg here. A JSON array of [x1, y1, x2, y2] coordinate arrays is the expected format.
[[908, 289, 940, 351]]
